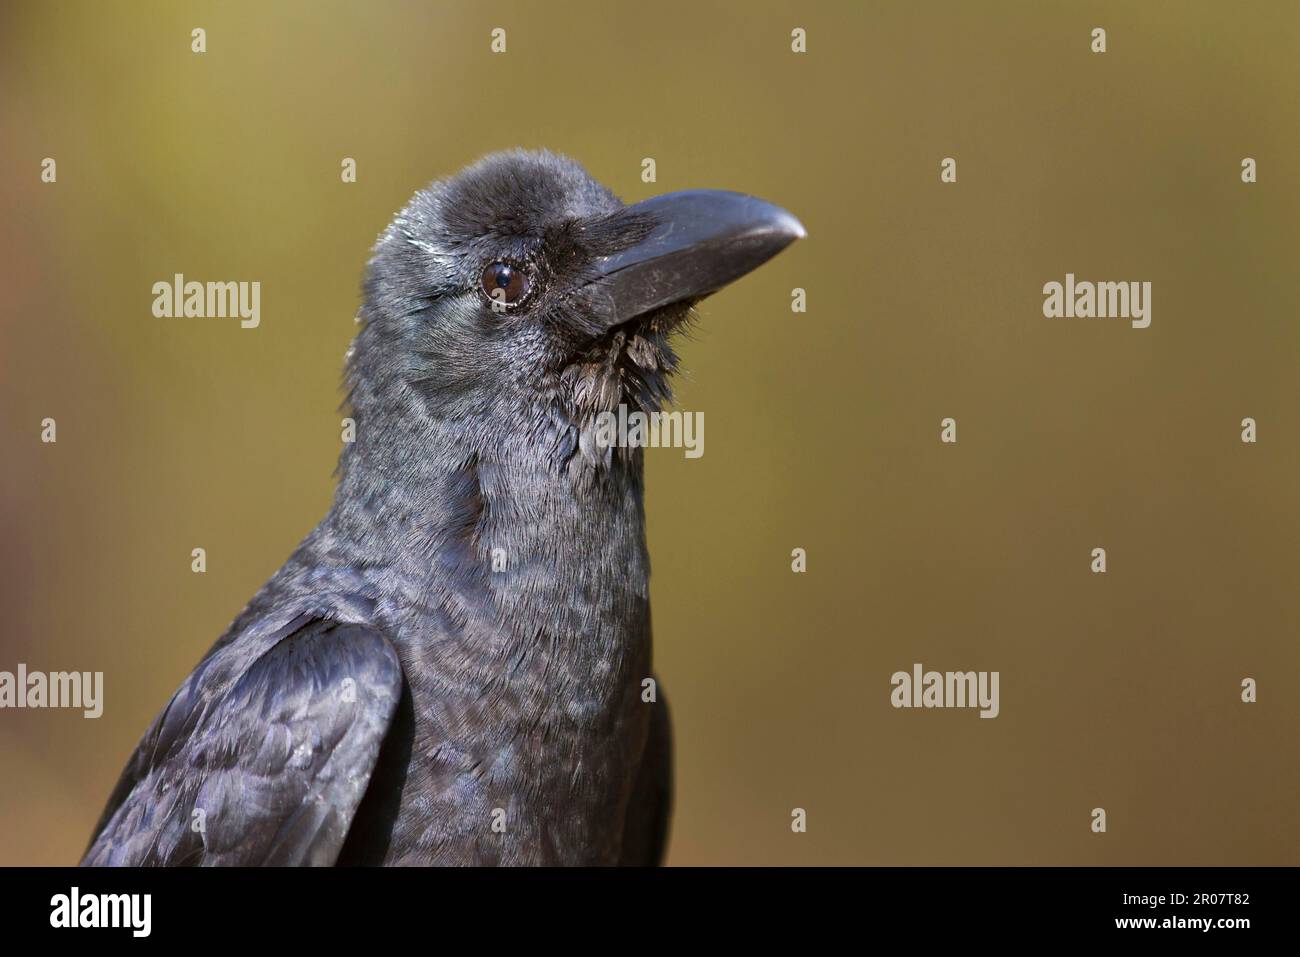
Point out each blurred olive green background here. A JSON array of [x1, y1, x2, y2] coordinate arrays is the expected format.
[[2, 0, 1299, 866]]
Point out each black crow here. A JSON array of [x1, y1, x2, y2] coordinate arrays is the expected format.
[[83, 150, 803, 865]]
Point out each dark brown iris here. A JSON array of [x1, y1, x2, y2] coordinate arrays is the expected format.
[[480, 261, 529, 308]]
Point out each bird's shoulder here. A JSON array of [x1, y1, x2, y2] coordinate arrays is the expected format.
[[82, 615, 403, 866]]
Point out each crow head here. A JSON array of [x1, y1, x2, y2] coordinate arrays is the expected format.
[[347, 149, 803, 469]]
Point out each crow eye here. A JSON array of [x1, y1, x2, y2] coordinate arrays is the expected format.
[[480, 262, 530, 309]]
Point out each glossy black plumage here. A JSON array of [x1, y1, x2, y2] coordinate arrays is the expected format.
[[84, 618, 401, 865], [83, 150, 801, 866]]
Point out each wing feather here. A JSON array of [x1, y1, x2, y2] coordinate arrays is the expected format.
[[82, 619, 403, 867]]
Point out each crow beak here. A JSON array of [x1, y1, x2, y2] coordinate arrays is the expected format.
[[580, 189, 805, 330]]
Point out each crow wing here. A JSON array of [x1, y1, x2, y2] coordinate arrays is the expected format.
[[82, 618, 403, 866], [619, 683, 673, 865]]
